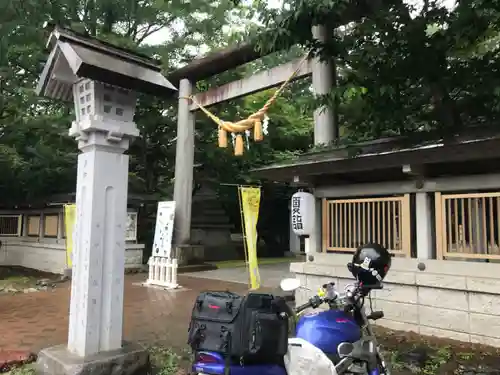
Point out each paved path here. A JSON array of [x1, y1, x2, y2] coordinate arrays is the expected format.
[[183, 263, 293, 288], [0, 275, 264, 353]]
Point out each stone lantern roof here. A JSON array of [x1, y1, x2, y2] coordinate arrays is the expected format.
[[36, 22, 177, 101]]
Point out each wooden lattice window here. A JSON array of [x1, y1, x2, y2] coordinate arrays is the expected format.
[[27, 215, 41, 237], [44, 214, 59, 238], [0, 215, 22, 236]]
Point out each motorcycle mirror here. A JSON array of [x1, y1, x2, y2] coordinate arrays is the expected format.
[[280, 278, 301, 292]]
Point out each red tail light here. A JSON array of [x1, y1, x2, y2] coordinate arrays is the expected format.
[[196, 353, 219, 363]]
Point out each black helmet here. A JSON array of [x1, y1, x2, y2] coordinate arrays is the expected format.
[[349, 243, 391, 285]]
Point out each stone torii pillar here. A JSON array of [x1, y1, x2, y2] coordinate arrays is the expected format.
[[35, 24, 176, 375], [173, 78, 195, 246], [172, 78, 206, 265], [311, 24, 338, 146], [310, 24, 337, 254]]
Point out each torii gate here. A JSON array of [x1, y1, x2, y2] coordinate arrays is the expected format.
[[169, 25, 338, 258]]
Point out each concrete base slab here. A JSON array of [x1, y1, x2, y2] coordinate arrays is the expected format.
[[174, 245, 204, 266], [36, 341, 150, 375], [136, 282, 189, 293]]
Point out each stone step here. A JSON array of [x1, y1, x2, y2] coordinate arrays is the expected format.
[[191, 207, 227, 215], [177, 263, 218, 273], [191, 217, 232, 225]]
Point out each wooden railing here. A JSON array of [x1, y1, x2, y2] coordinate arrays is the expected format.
[[436, 192, 500, 260], [322, 195, 411, 257], [0, 214, 22, 237]]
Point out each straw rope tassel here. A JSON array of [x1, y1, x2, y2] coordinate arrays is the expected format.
[[218, 126, 228, 148], [254, 120, 263, 141], [234, 134, 244, 156]]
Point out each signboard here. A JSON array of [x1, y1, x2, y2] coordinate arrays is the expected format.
[[291, 191, 315, 236], [152, 201, 176, 258], [125, 212, 138, 241]]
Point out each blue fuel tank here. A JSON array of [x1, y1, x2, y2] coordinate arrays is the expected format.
[[295, 309, 362, 355]]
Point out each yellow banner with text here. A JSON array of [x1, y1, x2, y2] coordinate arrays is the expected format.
[[238, 186, 261, 290], [64, 204, 76, 269]]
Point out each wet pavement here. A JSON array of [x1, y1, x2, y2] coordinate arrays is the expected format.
[[0, 274, 266, 353], [2, 271, 500, 375], [183, 263, 293, 287]]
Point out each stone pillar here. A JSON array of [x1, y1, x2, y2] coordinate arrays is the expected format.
[[308, 198, 323, 256], [173, 79, 195, 245], [311, 25, 337, 146], [416, 192, 433, 259], [39, 213, 45, 240], [34, 25, 176, 374], [289, 224, 301, 254], [311, 25, 336, 257], [65, 80, 139, 357]]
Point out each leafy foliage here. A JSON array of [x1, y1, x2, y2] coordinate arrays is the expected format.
[[0, 0, 270, 203], [0, 0, 313, 254], [257, 0, 500, 141]]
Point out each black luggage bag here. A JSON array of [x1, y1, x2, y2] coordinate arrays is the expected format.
[[187, 290, 289, 365]]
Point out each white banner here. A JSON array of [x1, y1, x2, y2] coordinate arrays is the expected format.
[[152, 201, 176, 258]]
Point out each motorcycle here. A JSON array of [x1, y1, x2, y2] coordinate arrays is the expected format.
[[192, 274, 390, 375]]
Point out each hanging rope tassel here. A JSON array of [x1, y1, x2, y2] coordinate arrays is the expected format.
[[218, 127, 228, 148], [234, 134, 244, 156], [254, 119, 263, 142]]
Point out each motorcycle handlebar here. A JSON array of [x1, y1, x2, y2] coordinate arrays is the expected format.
[[295, 301, 315, 313], [362, 284, 383, 290], [294, 295, 325, 314], [294, 282, 383, 314]]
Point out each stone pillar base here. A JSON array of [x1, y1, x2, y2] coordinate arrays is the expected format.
[[63, 268, 72, 279], [36, 342, 150, 375], [174, 245, 205, 266]]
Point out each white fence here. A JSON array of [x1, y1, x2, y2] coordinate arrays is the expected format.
[[146, 257, 179, 288]]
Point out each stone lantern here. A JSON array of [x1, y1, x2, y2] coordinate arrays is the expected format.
[[35, 23, 176, 375]]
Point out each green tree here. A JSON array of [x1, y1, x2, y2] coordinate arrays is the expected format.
[[0, 0, 315, 255], [257, 0, 500, 142]]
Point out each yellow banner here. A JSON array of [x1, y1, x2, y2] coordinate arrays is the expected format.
[[238, 186, 261, 290], [64, 204, 77, 268]]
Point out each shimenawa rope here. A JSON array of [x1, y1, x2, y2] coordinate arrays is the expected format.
[[182, 51, 311, 156]]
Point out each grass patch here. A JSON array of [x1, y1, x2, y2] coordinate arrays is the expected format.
[[0, 266, 62, 292], [3, 364, 35, 375], [148, 346, 192, 375], [421, 345, 452, 375], [0, 276, 33, 290], [377, 327, 500, 374], [3, 348, 188, 375]]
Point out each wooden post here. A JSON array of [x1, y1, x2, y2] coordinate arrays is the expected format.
[[435, 192, 444, 260], [401, 194, 412, 258], [322, 199, 328, 252]]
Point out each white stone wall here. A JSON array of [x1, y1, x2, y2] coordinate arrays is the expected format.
[[292, 253, 500, 347], [0, 239, 144, 274], [124, 244, 144, 269]]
